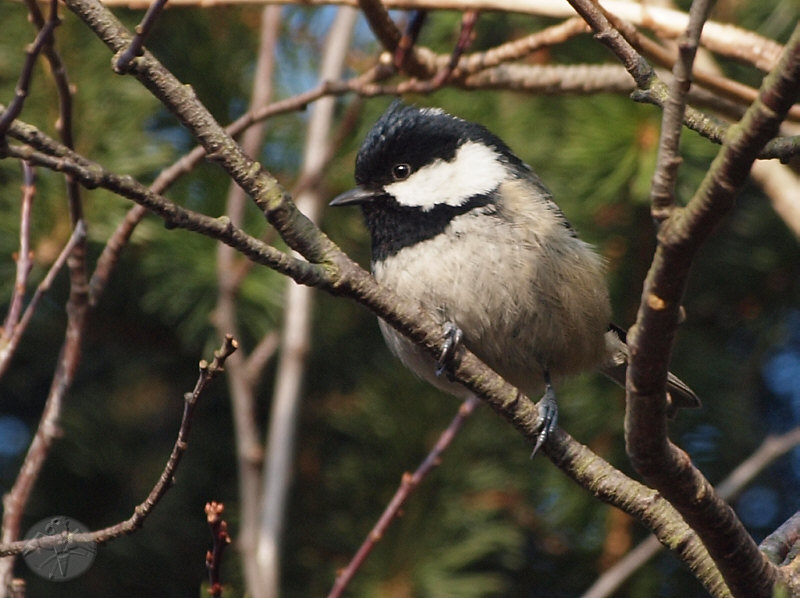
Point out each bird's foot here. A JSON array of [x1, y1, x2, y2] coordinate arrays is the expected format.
[[531, 375, 558, 457], [436, 322, 463, 378]]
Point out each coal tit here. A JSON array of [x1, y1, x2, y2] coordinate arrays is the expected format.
[[331, 101, 699, 453]]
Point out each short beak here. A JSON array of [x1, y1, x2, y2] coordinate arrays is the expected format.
[[329, 186, 382, 207]]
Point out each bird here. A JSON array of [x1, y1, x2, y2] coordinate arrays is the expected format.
[[330, 101, 699, 454]]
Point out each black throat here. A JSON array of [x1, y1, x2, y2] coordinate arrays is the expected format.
[[362, 194, 493, 262]]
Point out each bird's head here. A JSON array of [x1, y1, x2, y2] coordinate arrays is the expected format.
[[331, 101, 526, 212]]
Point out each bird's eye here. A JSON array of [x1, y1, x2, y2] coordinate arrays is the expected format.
[[392, 163, 411, 180]]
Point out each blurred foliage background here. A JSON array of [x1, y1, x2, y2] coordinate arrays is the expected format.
[[1, 1, 800, 597]]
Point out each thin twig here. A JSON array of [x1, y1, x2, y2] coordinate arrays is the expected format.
[[22, 0, 78, 153], [0, 13, 59, 136], [88, 204, 147, 304], [649, 0, 715, 220], [394, 10, 427, 70], [464, 62, 635, 93], [205, 502, 232, 598], [24, 0, 86, 233], [0, 4, 84, 592], [617, 16, 800, 124], [455, 17, 589, 74], [0, 218, 88, 594], [356, 0, 430, 77], [0, 221, 87, 380], [2, 162, 35, 338], [327, 396, 480, 598], [559, 0, 732, 157], [91, 0, 787, 75], [2, 139, 325, 288], [0, 336, 238, 558], [114, 0, 170, 72], [429, 10, 479, 87]]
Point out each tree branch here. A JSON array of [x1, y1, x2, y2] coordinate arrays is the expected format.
[[93, 0, 789, 76], [583, 426, 800, 598], [0, 7, 59, 136], [0, 220, 86, 380], [327, 396, 481, 598], [0, 336, 238, 558], [114, 0, 169, 72], [256, 9, 357, 598], [210, 7, 282, 597], [648, 0, 713, 220], [1, 134, 326, 287], [205, 502, 232, 598], [1, 162, 36, 352], [625, 23, 800, 598]]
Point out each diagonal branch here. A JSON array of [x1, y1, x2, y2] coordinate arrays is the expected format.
[[63, 0, 339, 267], [0, 122, 324, 287], [0, 8, 59, 136], [327, 396, 481, 598]]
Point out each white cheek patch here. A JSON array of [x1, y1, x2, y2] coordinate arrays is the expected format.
[[385, 141, 507, 210]]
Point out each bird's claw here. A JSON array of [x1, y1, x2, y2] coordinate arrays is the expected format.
[[436, 322, 463, 378], [531, 378, 558, 458]]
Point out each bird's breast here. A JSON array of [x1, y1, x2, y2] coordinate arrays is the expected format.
[[372, 206, 611, 397]]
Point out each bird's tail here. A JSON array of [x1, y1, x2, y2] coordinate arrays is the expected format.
[[601, 325, 700, 417]]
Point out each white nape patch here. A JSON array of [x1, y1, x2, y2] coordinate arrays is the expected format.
[[385, 141, 506, 211], [418, 107, 446, 117]]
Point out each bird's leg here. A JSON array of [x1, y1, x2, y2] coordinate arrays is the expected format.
[[436, 321, 463, 378], [531, 371, 558, 457]]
